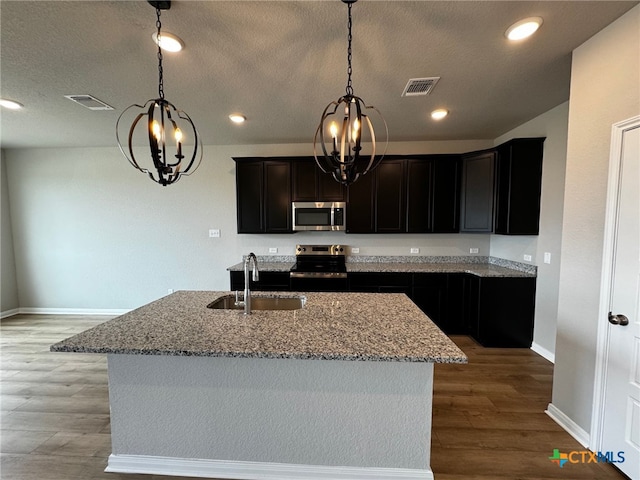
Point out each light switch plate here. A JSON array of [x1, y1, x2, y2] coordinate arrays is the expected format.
[[209, 229, 220, 238], [544, 252, 551, 264], [524, 254, 532, 262]]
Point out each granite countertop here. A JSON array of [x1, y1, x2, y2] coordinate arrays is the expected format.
[[227, 256, 536, 278], [50, 290, 467, 364]]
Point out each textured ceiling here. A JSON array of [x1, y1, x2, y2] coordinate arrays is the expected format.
[[1, 0, 637, 149]]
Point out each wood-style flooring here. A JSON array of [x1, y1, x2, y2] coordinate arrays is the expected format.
[[1, 315, 629, 480]]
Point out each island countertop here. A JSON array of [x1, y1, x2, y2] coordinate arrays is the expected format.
[[50, 290, 467, 363]]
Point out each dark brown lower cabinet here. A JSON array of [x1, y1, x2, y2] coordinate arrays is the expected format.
[[464, 276, 536, 347], [228, 269, 536, 347]]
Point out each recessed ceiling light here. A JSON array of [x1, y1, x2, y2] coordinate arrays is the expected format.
[[152, 32, 184, 52], [505, 17, 543, 41], [431, 109, 448, 120], [0, 98, 24, 110], [229, 114, 246, 124]]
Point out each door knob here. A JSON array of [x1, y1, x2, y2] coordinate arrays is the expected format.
[[608, 312, 629, 326]]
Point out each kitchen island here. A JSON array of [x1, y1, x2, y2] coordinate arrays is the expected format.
[[51, 290, 466, 480]]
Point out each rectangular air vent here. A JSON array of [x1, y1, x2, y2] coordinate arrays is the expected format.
[[64, 94, 114, 111], [401, 77, 440, 97]]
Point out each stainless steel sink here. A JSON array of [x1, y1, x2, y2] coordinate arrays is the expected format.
[[207, 295, 306, 311]]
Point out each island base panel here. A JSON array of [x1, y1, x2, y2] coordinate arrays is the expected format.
[[107, 354, 434, 478]]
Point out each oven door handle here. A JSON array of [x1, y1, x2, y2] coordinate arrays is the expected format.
[[290, 272, 348, 279]]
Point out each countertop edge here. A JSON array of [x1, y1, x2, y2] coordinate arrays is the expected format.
[[50, 344, 468, 364]]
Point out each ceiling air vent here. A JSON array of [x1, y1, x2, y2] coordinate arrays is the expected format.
[[401, 77, 440, 97], [64, 94, 114, 111]]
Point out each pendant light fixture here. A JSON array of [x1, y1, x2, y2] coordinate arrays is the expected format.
[[116, 1, 201, 186], [314, 0, 387, 186]]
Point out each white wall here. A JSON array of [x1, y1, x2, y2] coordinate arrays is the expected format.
[[1, 149, 20, 315], [552, 5, 639, 435], [492, 102, 570, 359], [3, 139, 492, 311]]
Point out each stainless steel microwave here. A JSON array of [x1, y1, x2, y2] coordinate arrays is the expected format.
[[292, 202, 346, 231]]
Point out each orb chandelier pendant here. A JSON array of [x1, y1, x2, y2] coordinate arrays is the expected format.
[[116, 1, 201, 186], [314, 0, 387, 186]]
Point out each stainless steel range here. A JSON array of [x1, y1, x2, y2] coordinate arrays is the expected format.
[[289, 244, 348, 291]]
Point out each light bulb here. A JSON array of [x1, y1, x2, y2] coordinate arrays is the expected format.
[[329, 122, 338, 138], [174, 128, 183, 143], [151, 120, 162, 141]]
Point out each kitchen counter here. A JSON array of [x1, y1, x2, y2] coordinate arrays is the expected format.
[[227, 255, 536, 278], [51, 290, 466, 363]]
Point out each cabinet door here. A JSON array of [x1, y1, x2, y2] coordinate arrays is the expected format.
[[264, 161, 291, 233], [406, 159, 432, 233], [494, 138, 544, 235], [291, 160, 317, 202], [475, 277, 536, 347], [346, 173, 375, 233], [411, 273, 447, 329], [292, 159, 346, 202], [317, 170, 346, 201], [460, 151, 495, 232], [432, 156, 461, 233], [445, 273, 466, 334], [375, 159, 406, 233], [235, 161, 264, 233]]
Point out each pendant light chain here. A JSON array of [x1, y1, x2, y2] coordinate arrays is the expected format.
[[345, 2, 353, 96], [116, 0, 202, 186], [156, 6, 165, 100]]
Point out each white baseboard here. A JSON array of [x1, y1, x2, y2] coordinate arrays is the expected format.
[[545, 403, 590, 447], [14, 307, 129, 316], [106, 454, 434, 480], [531, 342, 555, 363], [1, 308, 20, 319]]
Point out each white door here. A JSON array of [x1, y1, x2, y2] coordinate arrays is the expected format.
[[597, 118, 640, 480]]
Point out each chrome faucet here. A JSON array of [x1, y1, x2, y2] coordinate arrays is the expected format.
[[237, 253, 259, 314]]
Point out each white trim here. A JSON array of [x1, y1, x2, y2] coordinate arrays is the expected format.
[[0, 308, 19, 319], [546, 403, 590, 447], [17, 307, 129, 316], [590, 115, 640, 453], [106, 454, 434, 480], [531, 342, 555, 363]]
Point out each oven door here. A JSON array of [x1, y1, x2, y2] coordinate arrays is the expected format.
[[290, 272, 348, 292]]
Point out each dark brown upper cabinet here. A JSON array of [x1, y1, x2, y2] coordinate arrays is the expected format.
[[347, 155, 460, 234], [346, 159, 406, 233], [460, 150, 496, 233], [460, 137, 545, 235], [292, 158, 345, 202], [494, 138, 545, 235], [234, 158, 291, 233]]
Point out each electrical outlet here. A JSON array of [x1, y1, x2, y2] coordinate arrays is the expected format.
[[269, 247, 278, 254], [524, 254, 532, 262], [209, 229, 220, 238], [544, 252, 551, 264], [351, 247, 360, 254], [410, 248, 420, 254], [470, 248, 479, 254]]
